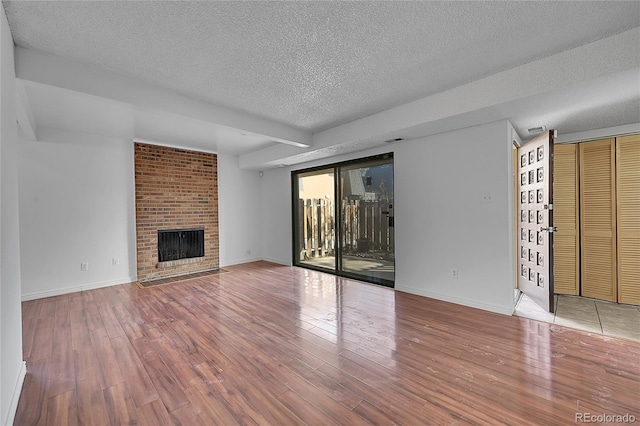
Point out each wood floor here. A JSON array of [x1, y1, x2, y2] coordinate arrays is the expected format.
[[15, 261, 640, 425]]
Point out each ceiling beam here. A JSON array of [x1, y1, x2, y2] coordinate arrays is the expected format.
[[556, 122, 640, 144], [14, 47, 312, 149], [15, 79, 37, 141], [240, 27, 640, 170]]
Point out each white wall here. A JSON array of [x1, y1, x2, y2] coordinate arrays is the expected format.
[[18, 128, 137, 300], [260, 144, 395, 265], [18, 137, 265, 297], [261, 120, 516, 314], [218, 153, 262, 266], [0, 7, 26, 425], [260, 166, 294, 264], [394, 120, 515, 314]]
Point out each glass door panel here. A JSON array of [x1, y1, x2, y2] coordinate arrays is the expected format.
[[338, 158, 394, 285], [293, 169, 336, 271], [292, 154, 394, 287]]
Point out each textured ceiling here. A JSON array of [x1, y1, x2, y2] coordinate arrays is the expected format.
[[4, 1, 639, 133]]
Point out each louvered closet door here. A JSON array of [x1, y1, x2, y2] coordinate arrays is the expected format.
[[553, 144, 579, 295], [580, 138, 616, 302], [616, 134, 640, 305]]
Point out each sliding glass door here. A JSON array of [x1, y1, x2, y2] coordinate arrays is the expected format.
[[293, 154, 394, 287], [293, 168, 336, 270], [338, 157, 394, 284]]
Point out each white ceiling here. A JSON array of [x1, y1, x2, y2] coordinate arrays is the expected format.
[[3, 1, 640, 166], [23, 82, 278, 155]]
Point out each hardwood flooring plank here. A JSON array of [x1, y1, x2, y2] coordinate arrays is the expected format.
[[47, 298, 76, 398], [143, 324, 204, 390], [76, 376, 110, 426], [284, 358, 363, 410], [198, 304, 328, 371], [69, 294, 91, 351], [14, 359, 49, 426], [45, 389, 78, 426], [94, 290, 127, 339], [29, 300, 56, 362], [317, 354, 454, 425], [46, 345, 76, 399], [14, 261, 640, 426], [21, 299, 42, 360], [132, 336, 189, 412], [163, 319, 230, 369], [218, 374, 305, 425], [276, 389, 340, 426], [193, 362, 271, 425], [184, 381, 245, 425], [264, 361, 369, 425], [110, 335, 160, 407], [89, 331, 125, 390], [136, 398, 174, 426], [352, 399, 401, 425], [170, 316, 291, 398], [103, 382, 139, 425], [72, 337, 100, 383], [83, 296, 105, 333], [21, 298, 42, 318], [111, 299, 147, 341], [168, 403, 211, 426]]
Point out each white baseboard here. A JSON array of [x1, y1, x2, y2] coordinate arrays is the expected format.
[[3, 360, 26, 426], [261, 257, 291, 266], [219, 256, 262, 268], [221, 257, 292, 267], [396, 285, 514, 316], [21, 276, 137, 301]]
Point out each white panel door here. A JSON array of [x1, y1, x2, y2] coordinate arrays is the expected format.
[[517, 131, 555, 312]]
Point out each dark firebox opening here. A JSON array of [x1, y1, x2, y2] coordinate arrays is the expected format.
[[158, 228, 204, 262]]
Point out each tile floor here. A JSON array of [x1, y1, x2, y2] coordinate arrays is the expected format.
[[514, 293, 640, 342]]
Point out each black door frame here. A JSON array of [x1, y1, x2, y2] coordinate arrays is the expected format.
[[291, 153, 395, 287]]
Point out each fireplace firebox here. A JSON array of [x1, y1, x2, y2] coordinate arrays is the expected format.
[[158, 228, 205, 262]]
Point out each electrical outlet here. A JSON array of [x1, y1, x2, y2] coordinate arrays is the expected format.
[[245, 249, 251, 256], [480, 194, 493, 203], [112, 258, 120, 266], [80, 262, 89, 272], [451, 268, 459, 279]]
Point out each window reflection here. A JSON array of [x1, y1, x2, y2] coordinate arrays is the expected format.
[[295, 270, 397, 363]]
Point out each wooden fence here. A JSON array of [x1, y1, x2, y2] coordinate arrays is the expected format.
[[298, 198, 394, 260]]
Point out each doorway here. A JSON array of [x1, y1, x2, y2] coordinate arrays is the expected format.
[[515, 132, 639, 322], [553, 134, 640, 305], [292, 154, 395, 287], [515, 130, 555, 312]]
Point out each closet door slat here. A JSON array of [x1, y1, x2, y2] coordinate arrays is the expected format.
[[553, 144, 579, 295], [580, 138, 616, 302], [616, 134, 640, 305]]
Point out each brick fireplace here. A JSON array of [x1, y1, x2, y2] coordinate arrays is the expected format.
[[134, 143, 219, 282]]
